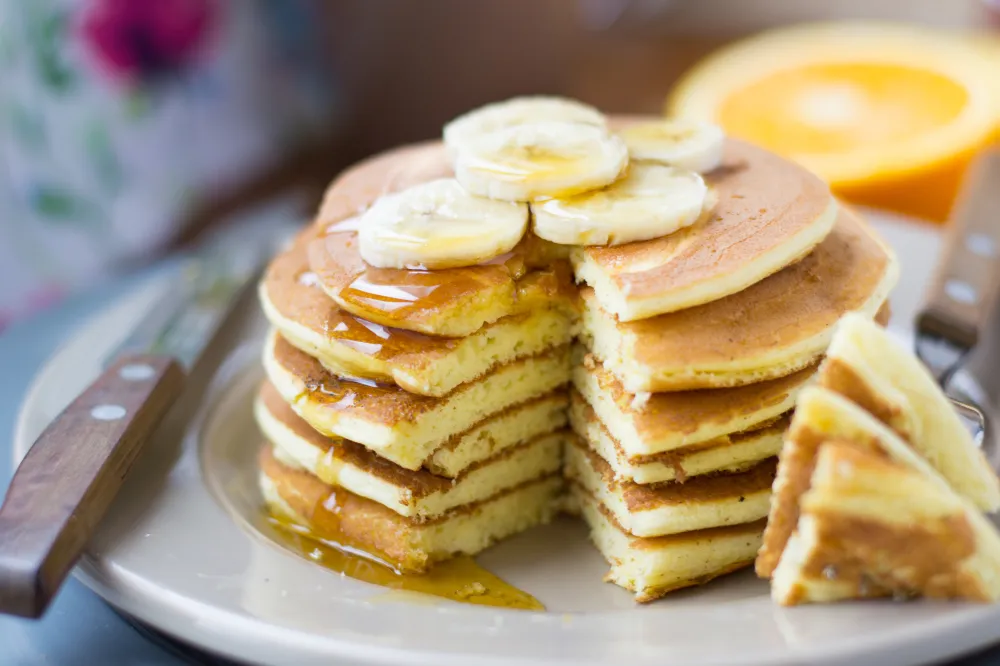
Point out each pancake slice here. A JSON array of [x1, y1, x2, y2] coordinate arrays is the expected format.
[[570, 485, 764, 602], [571, 138, 836, 321], [256, 381, 565, 520], [569, 390, 786, 484], [580, 209, 898, 392], [565, 435, 775, 537], [819, 313, 1000, 512], [573, 349, 812, 457], [260, 446, 562, 573], [261, 237, 576, 397], [264, 330, 571, 470], [771, 441, 1000, 605]]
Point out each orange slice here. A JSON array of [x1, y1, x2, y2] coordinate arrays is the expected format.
[[668, 23, 1000, 222]]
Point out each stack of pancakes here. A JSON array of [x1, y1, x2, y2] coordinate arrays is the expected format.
[[564, 137, 899, 601], [256, 143, 577, 572], [254, 118, 900, 599]]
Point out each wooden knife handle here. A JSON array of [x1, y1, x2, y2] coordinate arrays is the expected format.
[[917, 150, 1000, 349], [0, 354, 184, 618]]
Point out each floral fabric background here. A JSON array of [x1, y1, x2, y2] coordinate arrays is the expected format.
[[0, 0, 337, 331]]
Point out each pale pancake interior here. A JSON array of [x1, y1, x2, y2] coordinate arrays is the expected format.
[[771, 441, 1000, 605], [564, 435, 775, 538], [820, 312, 1000, 512], [568, 390, 786, 485], [572, 350, 810, 456], [264, 330, 571, 470], [261, 446, 562, 573], [256, 383, 564, 521], [570, 486, 765, 603]]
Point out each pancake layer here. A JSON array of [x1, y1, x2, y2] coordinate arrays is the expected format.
[[772, 442, 1000, 605], [261, 237, 576, 396], [819, 313, 1000, 512], [308, 141, 571, 337], [569, 391, 786, 484], [571, 138, 836, 321], [264, 330, 571, 470], [580, 209, 898, 392], [571, 485, 764, 602], [565, 435, 775, 537], [256, 381, 564, 520], [573, 350, 812, 457], [261, 446, 562, 573]]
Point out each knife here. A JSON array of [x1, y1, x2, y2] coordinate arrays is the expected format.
[[915, 149, 1000, 450], [0, 231, 271, 618]]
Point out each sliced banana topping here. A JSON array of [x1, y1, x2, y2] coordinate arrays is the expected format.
[[620, 119, 725, 173], [454, 121, 628, 202], [444, 96, 606, 156], [531, 163, 707, 246], [357, 178, 528, 269]]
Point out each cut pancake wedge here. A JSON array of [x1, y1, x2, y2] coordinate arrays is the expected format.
[[758, 386, 998, 580], [261, 237, 575, 397], [256, 381, 565, 520], [573, 350, 812, 457], [772, 441, 1000, 605], [580, 209, 897, 392], [569, 391, 786, 484], [571, 138, 836, 321], [571, 485, 764, 602], [819, 313, 1000, 512], [263, 330, 570, 470], [261, 446, 562, 573], [565, 435, 775, 537]]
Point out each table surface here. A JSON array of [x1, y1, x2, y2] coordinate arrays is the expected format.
[[3, 270, 1000, 666]]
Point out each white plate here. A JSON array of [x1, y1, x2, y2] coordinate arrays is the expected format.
[[13, 213, 1000, 666]]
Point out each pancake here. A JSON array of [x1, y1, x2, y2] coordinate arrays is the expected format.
[[306, 128, 835, 333], [255, 381, 564, 520], [569, 391, 786, 484], [771, 441, 1000, 605], [580, 209, 898, 392], [573, 350, 813, 457], [261, 236, 576, 397], [756, 386, 992, 579], [571, 138, 836, 321], [308, 142, 571, 337], [264, 331, 571, 470], [565, 435, 775, 537], [819, 313, 1000, 512], [570, 485, 764, 602], [260, 446, 562, 573]]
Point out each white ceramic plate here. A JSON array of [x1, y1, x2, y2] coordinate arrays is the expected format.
[[14, 213, 1000, 666]]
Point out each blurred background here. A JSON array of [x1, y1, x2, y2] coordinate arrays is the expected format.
[[1, 0, 998, 330]]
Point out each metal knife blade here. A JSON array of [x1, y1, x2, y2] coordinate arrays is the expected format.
[[109, 232, 269, 370]]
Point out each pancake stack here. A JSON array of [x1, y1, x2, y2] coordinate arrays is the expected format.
[[256, 143, 578, 572], [253, 97, 901, 600], [565, 137, 899, 602]]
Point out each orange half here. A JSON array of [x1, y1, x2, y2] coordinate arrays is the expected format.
[[668, 23, 1000, 221]]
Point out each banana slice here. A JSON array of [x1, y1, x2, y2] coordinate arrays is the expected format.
[[358, 178, 528, 269], [531, 163, 707, 246], [620, 119, 725, 173], [444, 96, 606, 156], [454, 121, 628, 202]]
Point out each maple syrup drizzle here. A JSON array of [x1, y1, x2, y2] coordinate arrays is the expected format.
[[261, 511, 543, 610]]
